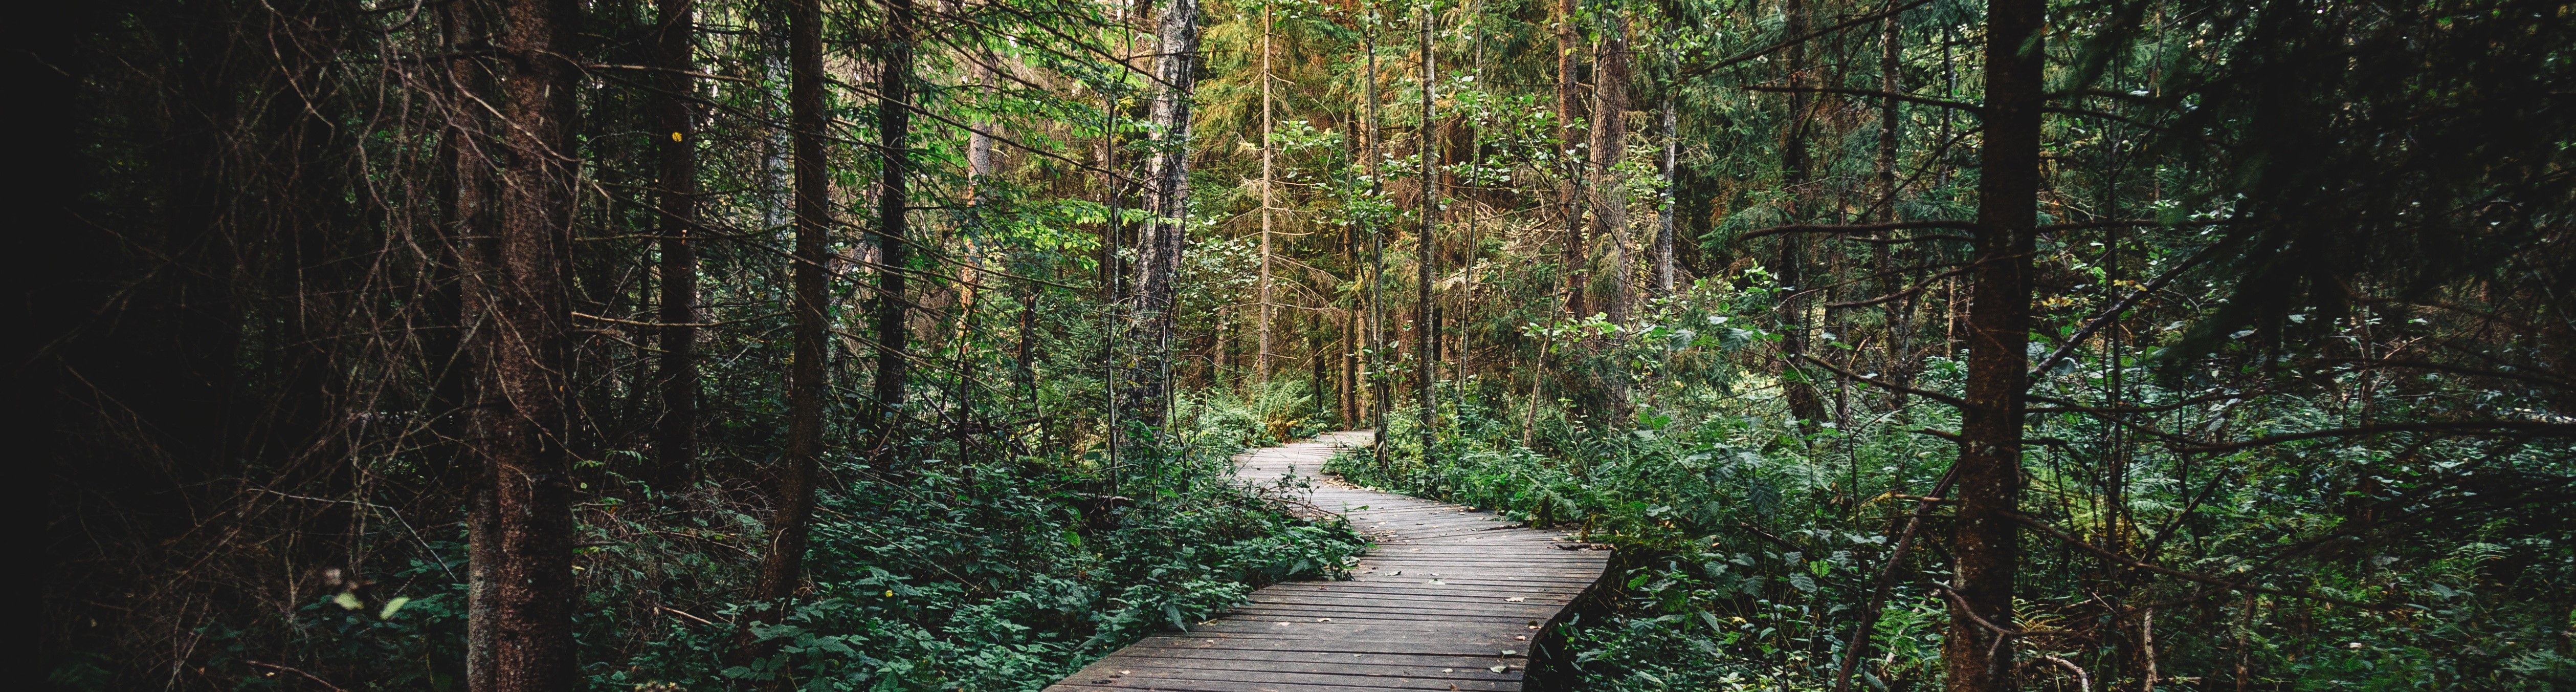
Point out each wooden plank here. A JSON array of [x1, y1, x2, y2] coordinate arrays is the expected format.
[[1042, 434, 1606, 692], [1122, 634, 1528, 655], [1123, 634, 1530, 657], [1100, 643, 1526, 667], [1061, 661, 1522, 689]]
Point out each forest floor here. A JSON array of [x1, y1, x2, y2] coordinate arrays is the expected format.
[[1044, 432, 1614, 691]]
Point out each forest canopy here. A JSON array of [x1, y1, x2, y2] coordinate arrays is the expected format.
[[23, 0, 2576, 689]]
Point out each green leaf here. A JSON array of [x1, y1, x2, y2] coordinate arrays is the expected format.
[[331, 592, 364, 611], [377, 596, 411, 619]]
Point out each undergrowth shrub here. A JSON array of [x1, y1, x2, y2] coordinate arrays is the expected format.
[[249, 387, 1365, 692], [1329, 335, 2576, 691]]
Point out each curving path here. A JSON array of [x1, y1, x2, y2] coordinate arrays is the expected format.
[[1044, 431, 1613, 692]]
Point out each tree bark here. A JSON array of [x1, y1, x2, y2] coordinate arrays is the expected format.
[[653, 0, 700, 490], [1258, 0, 1274, 385], [967, 57, 997, 203], [1590, 8, 1631, 325], [872, 0, 916, 443], [1341, 117, 1361, 426], [1876, 11, 1901, 221], [1776, 0, 1828, 425], [478, 0, 581, 686], [750, 0, 835, 665], [437, 4, 499, 688], [1876, 8, 1915, 409], [1135, 0, 1197, 427], [1554, 0, 1587, 319], [1416, 6, 1436, 456], [1655, 91, 1677, 296], [1363, 19, 1388, 465], [1945, 0, 2042, 689]]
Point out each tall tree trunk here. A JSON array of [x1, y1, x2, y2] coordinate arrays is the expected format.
[[1590, 8, 1631, 325], [967, 55, 997, 203], [1258, 0, 1274, 385], [1945, 0, 2042, 689], [1776, 0, 1828, 425], [751, 0, 834, 660], [1097, 86, 1124, 473], [653, 0, 700, 490], [1554, 0, 1586, 319], [478, 0, 581, 686], [1136, 0, 1197, 427], [1876, 9, 1915, 409], [872, 0, 917, 443], [1364, 20, 1388, 464], [1415, 6, 1436, 456], [438, 3, 499, 687], [1340, 119, 1360, 427], [1655, 90, 1677, 296], [1876, 13, 1901, 221]]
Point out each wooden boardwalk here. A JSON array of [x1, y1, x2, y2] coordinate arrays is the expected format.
[[1044, 431, 1612, 692]]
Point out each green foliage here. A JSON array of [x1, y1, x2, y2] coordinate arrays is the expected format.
[[250, 430, 1362, 692], [1325, 274, 2576, 690]]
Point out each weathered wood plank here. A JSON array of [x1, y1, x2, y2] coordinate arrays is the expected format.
[[1041, 434, 1606, 692]]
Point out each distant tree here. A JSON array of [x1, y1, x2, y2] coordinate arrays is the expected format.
[[653, 0, 701, 489]]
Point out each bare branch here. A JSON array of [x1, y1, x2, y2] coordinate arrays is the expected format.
[[1745, 84, 1982, 114], [2180, 421, 2576, 453], [1794, 353, 1965, 407], [2027, 241, 2224, 375], [2011, 512, 2395, 610], [1679, 0, 1935, 77], [1735, 220, 1984, 242]]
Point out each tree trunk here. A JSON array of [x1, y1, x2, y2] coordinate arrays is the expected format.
[[437, 4, 499, 688], [478, 0, 581, 686], [1945, 0, 2042, 689], [1876, 9, 1915, 409], [1136, 0, 1197, 427], [1341, 117, 1360, 426], [1416, 7, 1436, 456], [1876, 13, 1901, 221], [1364, 20, 1388, 465], [653, 0, 700, 490], [1554, 0, 1586, 319], [872, 0, 916, 443], [750, 0, 835, 663], [1258, 0, 1274, 385], [1590, 9, 1631, 325], [1776, 0, 1828, 425], [967, 57, 997, 203], [1655, 92, 1677, 296]]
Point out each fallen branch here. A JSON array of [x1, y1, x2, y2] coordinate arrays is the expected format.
[[1830, 467, 1960, 692], [572, 311, 764, 328], [658, 604, 719, 627], [2033, 655, 2094, 692], [247, 661, 348, 692]]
